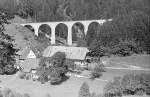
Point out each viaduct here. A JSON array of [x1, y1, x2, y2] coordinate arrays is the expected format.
[[21, 19, 112, 45]]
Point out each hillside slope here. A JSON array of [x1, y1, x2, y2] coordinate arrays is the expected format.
[[4, 23, 50, 57], [4, 23, 68, 58]]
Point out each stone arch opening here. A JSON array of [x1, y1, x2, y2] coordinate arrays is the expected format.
[[55, 23, 68, 45], [24, 25, 35, 33], [72, 22, 86, 46], [86, 22, 100, 46], [37, 24, 51, 42]]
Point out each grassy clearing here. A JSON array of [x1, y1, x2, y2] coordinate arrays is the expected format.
[[1, 66, 149, 97], [101, 54, 150, 69], [0, 75, 107, 97]]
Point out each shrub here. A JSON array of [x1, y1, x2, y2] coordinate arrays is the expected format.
[[78, 82, 90, 97], [25, 74, 31, 80], [65, 59, 75, 71], [121, 73, 145, 95], [0, 67, 4, 75], [36, 67, 49, 84], [49, 73, 62, 85], [111, 39, 142, 56], [37, 52, 68, 84], [104, 77, 122, 97], [51, 52, 66, 68], [4, 65, 16, 75], [104, 73, 150, 97], [90, 63, 105, 79], [18, 72, 26, 79], [140, 73, 150, 95], [48, 52, 68, 84]]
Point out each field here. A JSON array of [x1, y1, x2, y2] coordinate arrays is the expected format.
[[0, 75, 107, 97], [0, 54, 150, 97]]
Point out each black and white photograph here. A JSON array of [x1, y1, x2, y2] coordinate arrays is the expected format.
[[0, 0, 150, 97]]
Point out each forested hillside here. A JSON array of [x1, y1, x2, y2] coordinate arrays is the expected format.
[[0, 0, 149, 21], [0, 0, 149, 57]]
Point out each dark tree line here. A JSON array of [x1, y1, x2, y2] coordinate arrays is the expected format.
[[0, 0, 149, 56], [1, 0, 149, 21], [0, 9, 18, 74]]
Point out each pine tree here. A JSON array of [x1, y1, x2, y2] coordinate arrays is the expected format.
[[78, 82, 90, 97]]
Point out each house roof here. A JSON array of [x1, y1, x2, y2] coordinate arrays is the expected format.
[[17, 46, 37, 60], [17, 47, 30, 59], [43, 46, 89, 60]]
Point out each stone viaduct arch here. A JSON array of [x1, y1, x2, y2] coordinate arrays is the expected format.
[[38, 24, 51, 39], [55, 23, 68, 44], [21, 19, 112, 45], [72, 22, 85, 42]]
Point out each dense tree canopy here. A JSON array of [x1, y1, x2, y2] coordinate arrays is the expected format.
[[0, 0, 149, 56], [0, 10, 18, 74], [0, 0, 149, 21]]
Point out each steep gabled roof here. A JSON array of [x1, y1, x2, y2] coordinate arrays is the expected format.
[[17, 46, 36, 60]]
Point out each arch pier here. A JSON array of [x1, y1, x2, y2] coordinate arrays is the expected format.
[[21, 19, 112, 45]]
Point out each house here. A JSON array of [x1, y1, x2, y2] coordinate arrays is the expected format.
[[20, 58, 39, 72], [43, 46, 90, 70], [17, 46, 37, 60], [19, 58, 40, 80], [16, 46, 39, 80], [43, 46, 89, 60]]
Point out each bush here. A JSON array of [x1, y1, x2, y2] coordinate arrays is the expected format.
[[104, 73, 150, 97], [37, 52, 68, 84], [25, 73, 31, 80], [51, 52, 66, 67], [139, 73, 150, 95], [48, 52, 68, 84], [90, 63, 105, 79], [49, 72, 62, 85], [78, 82, 90, 97], [111, 39, 142, 56], [36, 67, 49, 84], [104, 77, 122, 97], [4, 65, 17, 75], [0, 67, 4, 75], [65, 59, 75, 71], [121, 73, 145, 95], [18, 72, 26, 79]]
